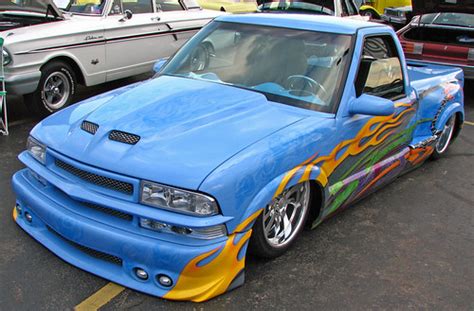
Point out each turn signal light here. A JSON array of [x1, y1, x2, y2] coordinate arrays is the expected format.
[[468, 48, 474, 61], [402, 42, 423, 55]]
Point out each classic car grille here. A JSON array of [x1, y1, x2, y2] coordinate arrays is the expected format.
[[55, 159, 134, 195], [81, 121, 99, 135], [47, 226, 123, 266], [109, 130, 140, 145], [82, 201, 133, 221]]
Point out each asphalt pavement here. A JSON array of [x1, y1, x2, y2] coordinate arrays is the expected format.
[[1, 77, 473, 310]]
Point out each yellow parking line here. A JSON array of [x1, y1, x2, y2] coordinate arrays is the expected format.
[[464, 120, 474, 126], [74, 282, 124, 311]]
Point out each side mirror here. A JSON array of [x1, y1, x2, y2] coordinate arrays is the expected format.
[[153, 58, 167, 74], [120, 9, 133, 22], [349, 94, 395, 116]]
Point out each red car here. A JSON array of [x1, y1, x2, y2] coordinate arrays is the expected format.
[[397, 0, 474, 79]]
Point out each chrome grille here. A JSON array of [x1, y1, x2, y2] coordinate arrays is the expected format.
[[109, 130, 140, 145], [47, 226, 123, 266], [81, 121, 99, 135], [55, 159, 133, 195], [82, 201, 133, 221]]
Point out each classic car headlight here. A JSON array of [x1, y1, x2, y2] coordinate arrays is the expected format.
[[140, 181, 219, 216], [398, 11, 406, 17], [2, 49, 11, 66], [26, 136, 46, 164]]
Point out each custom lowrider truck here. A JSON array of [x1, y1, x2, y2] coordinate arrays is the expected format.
[[0, 0, 222, 115], [13, 14, 464, 302]]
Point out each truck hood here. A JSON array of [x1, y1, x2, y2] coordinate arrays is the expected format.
[[0, 0, 62, 18], [33, 76, 309, 190], [412, 0, 474, 15]]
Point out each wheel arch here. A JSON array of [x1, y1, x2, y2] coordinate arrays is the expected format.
[[231, 164, 328, 234], [435, 102, 464, 134], [40, 55, 86, 86]]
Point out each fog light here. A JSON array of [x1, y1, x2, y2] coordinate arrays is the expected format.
[[140, 218, 227, 240], [157, 274, 173, 287], [134, 268, 148, 280], [15, 204, 22, 215], [24, 212, 32, 223]]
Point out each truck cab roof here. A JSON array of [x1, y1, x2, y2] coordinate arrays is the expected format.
[[215, 13, 387, 35]]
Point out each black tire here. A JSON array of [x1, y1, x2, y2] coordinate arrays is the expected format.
[[431, 114, 456, 160], [360, 9, 379, 20], [25, 61, 77, 117], [249, 181, 312, 259]]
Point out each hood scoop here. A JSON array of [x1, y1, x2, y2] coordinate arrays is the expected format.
[[108, 130, 140, 145], [81, 120, 99, 135]]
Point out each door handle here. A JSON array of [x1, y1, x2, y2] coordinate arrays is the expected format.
[[150, 16, 161, 22]]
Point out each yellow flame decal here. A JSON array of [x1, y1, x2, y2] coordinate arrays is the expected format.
[[164, 210, 262, 302]]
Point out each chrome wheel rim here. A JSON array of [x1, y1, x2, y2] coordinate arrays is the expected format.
[[435, 116, 455, 154], [42, 71, 71, 111], [263, 181, 310, 248]]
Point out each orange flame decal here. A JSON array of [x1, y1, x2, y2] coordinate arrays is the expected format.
[[275, 106, 415, 198]]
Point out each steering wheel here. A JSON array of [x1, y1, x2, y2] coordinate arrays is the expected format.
[[286, 75, 329, 100]]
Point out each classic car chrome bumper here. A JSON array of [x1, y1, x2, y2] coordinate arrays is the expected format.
[[5, 71, 41, 95], [381, 14, 406, 25]]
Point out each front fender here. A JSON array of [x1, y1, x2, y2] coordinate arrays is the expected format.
[[233, 161, 327, 233], [360, 4, 380, 15]]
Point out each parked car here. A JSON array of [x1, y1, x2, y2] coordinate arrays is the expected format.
[[13, 13, 464, 302], [0, 0, 222, 116], [258, 0, 361, 17], [359, 0, 411, 19], [381, 5, 412, 27], [198, 0, 257, 13], [398, 3, 474, 79]]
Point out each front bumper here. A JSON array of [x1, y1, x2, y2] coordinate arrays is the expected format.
[[5, 70, 41, 95], [12, 164, 251, 302]]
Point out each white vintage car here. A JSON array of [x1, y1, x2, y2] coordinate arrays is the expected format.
[[0, 0, 222, 115]]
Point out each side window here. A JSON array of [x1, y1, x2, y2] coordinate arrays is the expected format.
[[355, 36, 405, 100], [122, 0, 153, 13], [155, 0, 184, 11]]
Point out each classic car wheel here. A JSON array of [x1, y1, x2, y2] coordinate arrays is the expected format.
[[25, 61, 76, 116], [432, 115, 456, 159], [190, 44, 210, 72], [250, 181, 311, 258]]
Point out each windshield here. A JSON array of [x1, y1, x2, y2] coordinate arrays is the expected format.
[[54, 0, 107, 14], [258, 0, 335, 15], [420, 12, 474, 28], [1, 0, 56, 15], [161, 21, 353, 112]]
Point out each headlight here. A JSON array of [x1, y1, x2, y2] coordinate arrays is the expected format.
[[398, 11, 405, 17], [2, 49, 11, 66], [26, 136, 46, 164], [140, 181, 219, 216]]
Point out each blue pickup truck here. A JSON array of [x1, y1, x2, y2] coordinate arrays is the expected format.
[[12, 14, 464, 302]]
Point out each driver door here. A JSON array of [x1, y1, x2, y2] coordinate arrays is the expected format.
[[322, 34, 418, 217], [103, 0, 164, 81]]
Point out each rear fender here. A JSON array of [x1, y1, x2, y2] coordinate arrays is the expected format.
[[434, 102, 464, 132]]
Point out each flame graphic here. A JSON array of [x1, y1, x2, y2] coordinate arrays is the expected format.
[[275, 106, 415, 198], [164, 210, 262, 302], [405, 146, 434, 166]]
